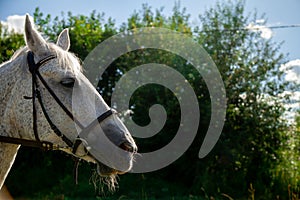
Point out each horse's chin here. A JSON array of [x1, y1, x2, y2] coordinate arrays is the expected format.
[[96, 161, 131, 177], [94, 149, 135, 176]]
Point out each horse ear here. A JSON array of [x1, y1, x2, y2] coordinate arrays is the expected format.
[[24, 14, 48, 54], [56, 29, 70, 51]]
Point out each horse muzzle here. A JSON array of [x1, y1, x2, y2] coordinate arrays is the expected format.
[[96, 140, 137, 176]]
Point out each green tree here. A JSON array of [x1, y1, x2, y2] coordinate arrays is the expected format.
[[95, 1, 292, 198], [274, 110, 300, 198], [33, 7, 117, 60], [193, 0, 290, 198], [0, 23, 25, 63]]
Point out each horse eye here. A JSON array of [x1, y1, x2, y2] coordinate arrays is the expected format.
[[60, 78, 75, 88]]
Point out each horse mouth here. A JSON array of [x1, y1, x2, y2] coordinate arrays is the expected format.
[[96, 162, 126, 176], [95, 142, 136, 176]]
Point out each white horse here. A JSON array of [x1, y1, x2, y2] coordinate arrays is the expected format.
[[0, 15, 137, 191]]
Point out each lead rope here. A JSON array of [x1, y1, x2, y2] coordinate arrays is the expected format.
[[73, 158, 81, 185]]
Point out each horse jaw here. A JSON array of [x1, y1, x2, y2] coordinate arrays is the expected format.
[[70, 73, 137, 173]]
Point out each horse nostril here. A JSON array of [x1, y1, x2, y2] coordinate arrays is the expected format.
[[119, 142, 136, 153]]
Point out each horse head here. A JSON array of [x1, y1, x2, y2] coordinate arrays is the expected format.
[[13, 15, 137, 182]]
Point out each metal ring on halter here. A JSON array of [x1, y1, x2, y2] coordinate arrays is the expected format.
[[72, 138, 91, 158]]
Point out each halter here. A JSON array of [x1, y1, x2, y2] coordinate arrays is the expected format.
[[0, 51, 114, 155]]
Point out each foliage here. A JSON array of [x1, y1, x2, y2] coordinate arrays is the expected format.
[[2, 1, 299, 199], [193, 0, 290, 198], [0, 23, 25, 63], [33, 7, 117, 60], [273, 110, 300, 199]]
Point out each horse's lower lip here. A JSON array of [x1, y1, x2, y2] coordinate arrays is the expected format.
[[96, 161, 130, 176], [99, 170, 126, 176], [93, 148, 135, 176], [116, 170, 127, 175]]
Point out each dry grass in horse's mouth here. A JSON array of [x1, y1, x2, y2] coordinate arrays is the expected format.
[[90, 169, 118, 193]]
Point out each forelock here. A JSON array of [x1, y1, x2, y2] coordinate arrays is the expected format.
[[10, 42, 83, 75], [49, 44, 82, 74]]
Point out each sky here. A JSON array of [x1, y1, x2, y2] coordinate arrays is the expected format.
[[0, 0, 299, 57], [0, 0, 299, 119], [0, 0, 299, 60]]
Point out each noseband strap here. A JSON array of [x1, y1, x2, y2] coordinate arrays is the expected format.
[[0, 51, 114, 153]]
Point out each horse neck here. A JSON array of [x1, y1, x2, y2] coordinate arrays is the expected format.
[[0, 143, 19, 189], [0, 55, 25, 189], [0, 54, 26, 135]]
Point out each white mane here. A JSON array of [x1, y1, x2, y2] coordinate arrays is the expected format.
[[9, 43, 82, 74]]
